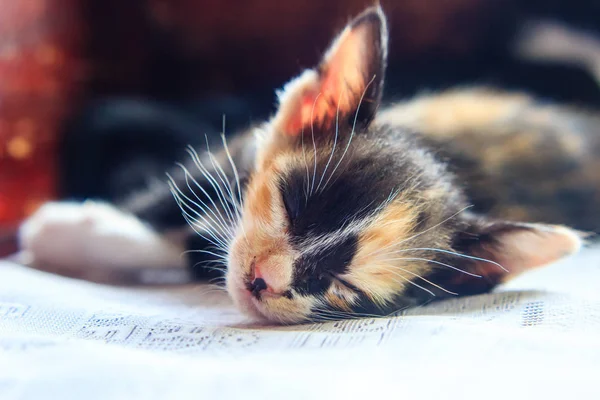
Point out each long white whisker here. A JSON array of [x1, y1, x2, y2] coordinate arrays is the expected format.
[[181, 248, 228, 260], [387, 272, 435, 297], [316, 86, 345, 193], [186, 147, 237, 229], [171, 166, 233, 240], [168, 178, 232, 250], [176, 208, 225, 250], [203, 136, 239, 227], [220, 120, 244, 210], [207, 135, 241, 215], [220, 123, 249, 246], [378, 256, 481, 277], [207, 150, 242, 226], [186, 145, 234, 225], [176, 159, 234, 239], [367, 205, 474, 258], [175, 167, 233, 238], [169, 186, 229, 249], [374, 263, 458, 295], [390, 248, 507, 272], [168, 176, 223, 236], [321, 75, 377, 191], [312, 303, 385, 319], [300, 122, 310, 202], [309, 92, 322, 196], [185, 146, 234, 222]]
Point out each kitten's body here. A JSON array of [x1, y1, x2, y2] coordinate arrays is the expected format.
[[381, 89, 600, 232], [19, 7, 596, 324]]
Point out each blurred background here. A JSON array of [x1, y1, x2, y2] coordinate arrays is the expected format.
[[0, 0, 599, 238]]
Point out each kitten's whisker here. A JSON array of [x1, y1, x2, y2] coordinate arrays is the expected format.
[[309, 92, 322, 196], [382, 303, 416, 318], [208, 276, 227, 285], [312, 304, 385, 320], [181, 249, 228, 260], [170, 190, 232, 253], [168, 172, 232, 242], [374, 263, 458, 295], [206, 286, 227, 294], [186, 146, 237, 230], [387, 274, 436, 297], [171, 168, 234, 240], [220, 129, 250, 246], [174, 202, 228, 250], [200, 258, 228, 269], [366, 205, 474, 258], [316, 86, 345, 193], [310, 312, 345, 322], [391, 248, 507, 272], [207, 134, 242, 217], [176, 156, 235, 237], [191, 260, 226, 273], [202, 137, 239, 228], [377, 255, 481, 278], [300, 122, 310, 203], [309, 307, 356, 322], [168, 181, 226, 244], [321, 75, 377, 191], [221, 117, 244, 210], [195, 287, 228, 299], [368, 187, 404, 219], [353, 265, 436, 298], [206, 148, 246, 242]]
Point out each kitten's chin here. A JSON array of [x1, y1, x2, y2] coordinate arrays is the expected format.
[[225, 273, 312, 325], [225, 275, 267, 322]]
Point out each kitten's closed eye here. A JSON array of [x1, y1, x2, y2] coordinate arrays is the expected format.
[[280, 179, 303, 227], [327, 272, 360, 293], [303, 275, 330, 295]]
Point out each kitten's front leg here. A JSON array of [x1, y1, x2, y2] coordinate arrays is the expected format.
[[18, 201, 186, 277]]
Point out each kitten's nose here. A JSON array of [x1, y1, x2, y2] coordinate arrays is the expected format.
[[249, 277, 268, 297]]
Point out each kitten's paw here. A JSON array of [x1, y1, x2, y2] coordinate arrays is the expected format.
[[19, 201, 185, 272]]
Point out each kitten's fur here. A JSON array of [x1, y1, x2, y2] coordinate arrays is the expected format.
[[19, 6, 597, 324]]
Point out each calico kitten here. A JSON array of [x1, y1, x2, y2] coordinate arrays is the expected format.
[[19, 6, 595, 324]]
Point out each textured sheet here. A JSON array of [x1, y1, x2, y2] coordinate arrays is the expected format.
[[1, 246, 600, 399]]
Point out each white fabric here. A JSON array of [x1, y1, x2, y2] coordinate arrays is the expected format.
[[1, 246, 600, 399]]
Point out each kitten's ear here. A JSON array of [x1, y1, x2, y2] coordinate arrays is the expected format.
[[436, 218, 584, 296], [272, 6, 388, 138]]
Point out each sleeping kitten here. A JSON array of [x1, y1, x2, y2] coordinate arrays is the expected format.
[[19, 6, 597, 324]]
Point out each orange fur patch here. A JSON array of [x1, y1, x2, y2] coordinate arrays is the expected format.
[[343, 199, 425, 305]]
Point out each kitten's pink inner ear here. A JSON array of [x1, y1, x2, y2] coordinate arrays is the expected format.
[[273, 10, 383, 137], [484, 225, 583, 279]]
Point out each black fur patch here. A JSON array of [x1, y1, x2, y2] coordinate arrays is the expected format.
[[279, 151, 399, 241], [292, 234, 358, 296]]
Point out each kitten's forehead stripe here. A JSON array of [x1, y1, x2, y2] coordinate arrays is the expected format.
[[281, 150, 399, 240]]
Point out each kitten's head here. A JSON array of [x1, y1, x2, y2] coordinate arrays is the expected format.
[[226, 6, 582, 324]]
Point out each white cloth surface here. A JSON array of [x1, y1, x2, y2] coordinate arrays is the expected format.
[[1, 246, 600, 399]]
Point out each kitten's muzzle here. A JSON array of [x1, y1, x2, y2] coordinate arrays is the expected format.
[[246, 261, 283, 300]]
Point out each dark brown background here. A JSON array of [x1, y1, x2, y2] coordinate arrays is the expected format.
[[0, 0, 598, 228]]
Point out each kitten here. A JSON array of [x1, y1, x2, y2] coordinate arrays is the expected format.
[[19, 6, 596, 324]]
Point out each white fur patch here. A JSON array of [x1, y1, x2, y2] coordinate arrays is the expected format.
[[18, 201, 186, 273]]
